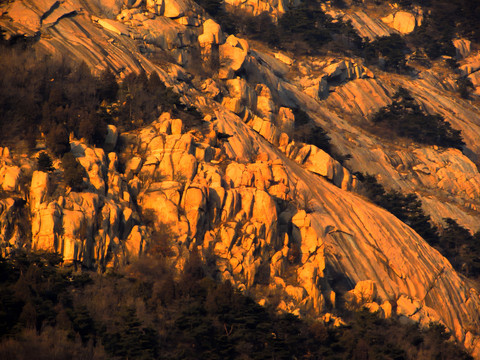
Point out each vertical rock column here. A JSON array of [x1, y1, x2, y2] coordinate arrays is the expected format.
[[198, 19, 224, 72]]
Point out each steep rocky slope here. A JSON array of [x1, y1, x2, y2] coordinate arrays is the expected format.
[[2, 0, 480, 356]]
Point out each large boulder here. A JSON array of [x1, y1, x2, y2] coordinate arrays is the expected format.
[[453, 39, 472, 59], [382, 10, 422, 35], [222, 97, 244, 114], [392, 11, 416, 34], [145, 0, 161, 14], [255, 84, 275, 120], [146, 0, 190, 17], [219, 35, 249, 79], [198, 19, 224, 47], [294, 145, 355, 190], [246, 116, 281, 146], [301, 77, 329, 100], [164, 0, 189, 17], [324, 61, 347, 82], [104, 125, 118, 152], [1, 166, 21, 192], [322, 59, 372, 84], [352, 280, 377, 303]]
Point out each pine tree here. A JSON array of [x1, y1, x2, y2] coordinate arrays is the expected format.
[[37, 152, 54, 172]]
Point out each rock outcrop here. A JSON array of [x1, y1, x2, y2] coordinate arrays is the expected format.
[[454, 39, 472, 59], [381, 9, 423, 35], [3, 0, 480, 356], [339, 10, 395, 40], [225, 0, 287, 18]]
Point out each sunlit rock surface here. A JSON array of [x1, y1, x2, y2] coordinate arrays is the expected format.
[[381, 9, 422, 35], [2, 0, 480, 356]]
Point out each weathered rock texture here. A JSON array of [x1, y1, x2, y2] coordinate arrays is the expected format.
[[2, 0, 480, 357]]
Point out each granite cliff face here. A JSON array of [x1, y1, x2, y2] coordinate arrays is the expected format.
[[2, 0, 480, 356]]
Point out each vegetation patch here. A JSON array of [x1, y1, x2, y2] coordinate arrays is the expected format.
[[356, 172, 439, 244], [364, 34, 410, 72], [194, 0, 480, 73], [0, 250, 473, 359], [61, 153, 86, 191], [372, 88, 465, 150], [0, 44, 202, 156], [292, 108, 332, 154], [437, 218, 480, 279], [194, 0, 363, 56], [407, 0, 480, 59]]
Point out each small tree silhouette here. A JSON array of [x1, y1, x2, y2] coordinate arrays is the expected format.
[[37, 152, 54, 172], [61, 153, 85, 191]]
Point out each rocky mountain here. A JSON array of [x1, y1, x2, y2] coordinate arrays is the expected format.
[[1, 0, 480, 356]]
